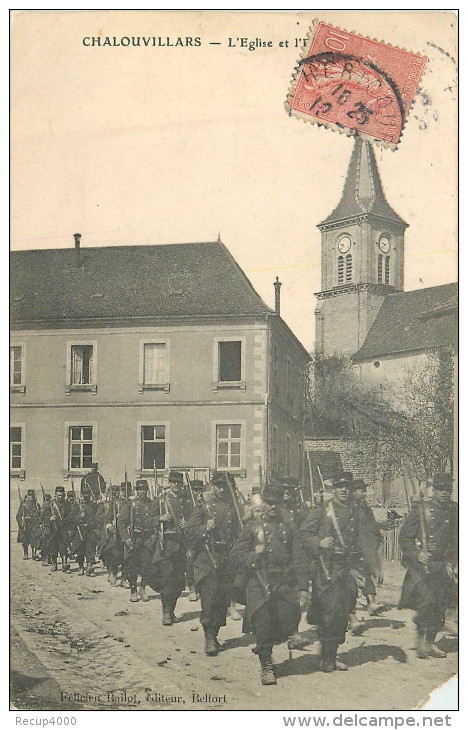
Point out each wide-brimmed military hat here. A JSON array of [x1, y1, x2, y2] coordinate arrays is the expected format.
[[55, 486, 65, 494], [352, 478, 368, 491], [191, 479, 204, 490], [26, 489, 36, 497], [168, 470, 184, 485], [333, 471, 354, 487], [431, 473, 454, 490], [135, 479, 149, 490], [110, 485, 120, 494], [262, 484, 284, 504]]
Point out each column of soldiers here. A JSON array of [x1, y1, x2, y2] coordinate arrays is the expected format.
[[16, 467, 457, 686]]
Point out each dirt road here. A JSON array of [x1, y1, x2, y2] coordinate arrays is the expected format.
[[10, 539, 457, 712]]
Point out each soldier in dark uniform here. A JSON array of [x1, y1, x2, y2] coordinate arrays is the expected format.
[[70, 483, 100, 576], [117, 479, 158, 603], [186, 479, 205, 601], [81, 462, 106, 501], [150, 471, 187, 625], [16, 489, 41, 560], [230, 484, 307, 685], [47, 486, 72, 573], [398, 473, 458, 659], [349, 478, 384, 626], [280, 477, 311, 527], [185, 471, 239, 656], [299, 472, 373, 672], [97, 485, 124, 586], [39, 493, 53, 566], [66, 490, 76, 506]]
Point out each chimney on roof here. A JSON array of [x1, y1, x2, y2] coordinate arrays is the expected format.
[[74, 233, 81, 267], [274, 276, 282, 315]]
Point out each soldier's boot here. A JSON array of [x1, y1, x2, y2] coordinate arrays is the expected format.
[[416, 628, 429, 659], [170, 596, 180, 622], [77, 562, 85, 576], [23, 547, 29, 560], [349, 611, 364, 635], [258, 648, 277, 686], [367, 595, 385, 616], [320, 641, 337, 673], [50, 560, 58, 573], [426, 629, 447, 658], [140, 583, 149, 602], [188, 586, 198, 602], [334, 655, 349, 671], [32, 549, 38, 561], [109, 571, 118, 587], [130, 585, 139, 602], [41, 555, 48, 567], [204, 628, 218, 656], [161, 599, 173, 625], [62, 556, 70, 572]]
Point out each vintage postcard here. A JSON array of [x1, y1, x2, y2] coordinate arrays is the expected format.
[[10, 10, 458, 718]]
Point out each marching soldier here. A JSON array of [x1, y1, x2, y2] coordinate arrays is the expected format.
[[16, 489, 41, 560], [39, 493, 53, 566], [280, 477, 311, 527], [350, 478, 384, 625], [230, 484, 307, 685], [47, 486, 72, 573], [81, 462, 106, 501], [97, 485, 124, 586], [185, 471, 239, 656], [70, 483, 99, 576], [117, 479, 158, 603], [186, 479, 205, 601], [398, 473, 458, 659], [151, 471, 187, 625], [299, 472, 373, 672]]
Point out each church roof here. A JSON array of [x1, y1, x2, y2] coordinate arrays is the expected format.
[[10, 240, 274, 324], [320, 138, 407, 227], [353, 282, 458, 361]]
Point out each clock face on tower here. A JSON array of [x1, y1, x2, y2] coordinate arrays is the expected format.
[[379, 236, 391, 253], [338, 235, 351, 254]]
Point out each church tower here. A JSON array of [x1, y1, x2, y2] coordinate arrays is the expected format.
[[315, 138, 408, 356]]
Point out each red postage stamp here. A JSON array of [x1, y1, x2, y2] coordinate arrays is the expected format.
[[285, 21, 427, 148]]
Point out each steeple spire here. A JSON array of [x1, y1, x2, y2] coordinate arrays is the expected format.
[[320, 138, 407, 227]]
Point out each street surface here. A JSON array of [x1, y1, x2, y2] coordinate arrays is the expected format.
[[10, 534, 457, 712]]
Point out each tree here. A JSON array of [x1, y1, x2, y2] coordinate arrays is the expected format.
[[306, 346, 455, 485]]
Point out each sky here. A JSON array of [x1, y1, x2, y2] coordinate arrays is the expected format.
[[10, 10, 457, 350]]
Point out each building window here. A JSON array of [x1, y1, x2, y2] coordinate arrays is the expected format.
[[286, 357, 292, 402], [345, 253, 352, 282], [271, 425, 279, 473], [337, 255, 344, 284], [384, 256, 390, 284], [139, 342, 170, 392], [286, 435, 291, 476], [68, 426, 94, 470], [141, 425, 166, 470], [10, 345, 25, 392], [378, 254, 390, 284], [216, 424, 242, 470], [10, 426, 23, 472], [213, 338, 246, 390], [67, 343, 97, 393], [272, 343, 279, 386]]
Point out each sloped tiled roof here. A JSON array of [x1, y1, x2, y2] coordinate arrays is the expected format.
[[10, 240, 274, 324], [320, 138, 407, 227], [353, 282, 458, 361]]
